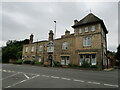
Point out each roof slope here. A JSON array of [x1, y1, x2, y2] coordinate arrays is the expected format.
[[72, 13, 108, 34]]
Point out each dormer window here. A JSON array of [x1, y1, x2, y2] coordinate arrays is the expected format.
[[91, 26, 95, 32], [85, 27, 88, 32], [79, 28, 82, 33]]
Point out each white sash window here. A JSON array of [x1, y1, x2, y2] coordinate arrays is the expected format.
[[91, 26, 95, 32]]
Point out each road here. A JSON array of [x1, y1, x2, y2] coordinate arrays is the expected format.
[[1, 64, 119, 89]]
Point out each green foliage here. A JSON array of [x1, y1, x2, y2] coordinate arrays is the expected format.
[[30, 60, 35, 65], [90, 65, 98, 68], [107, 50, 116, 59], [53, 61, 61, 67], [80, 60, 90, 68], [2, 39, 29, 63], [23, 60, 31, 64], [35, 61, 43, 65], [13, 60, 23, 64], [68, 64, 78, 67]]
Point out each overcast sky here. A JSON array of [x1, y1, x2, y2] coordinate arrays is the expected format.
[[1, 2, 118, 51]]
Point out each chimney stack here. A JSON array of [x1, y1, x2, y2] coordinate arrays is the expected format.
[[65, 29, 70, 36], [74, 19, 78, 25], [48, 30, 54, 41], [29, 34, 34, 44]]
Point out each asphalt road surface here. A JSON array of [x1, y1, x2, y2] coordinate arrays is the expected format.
[[1, 64, 119, 89]]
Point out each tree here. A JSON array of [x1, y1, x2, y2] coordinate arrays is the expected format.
[[2, 39, 29, 63], [116, 44, 120, 60]]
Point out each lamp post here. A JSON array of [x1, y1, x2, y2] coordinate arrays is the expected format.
[[54, 21, 56, 39], [53, 21, 56, 67]]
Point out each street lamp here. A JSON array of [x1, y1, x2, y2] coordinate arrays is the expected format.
[[54, 21, 56, 39], [53, 21, 56, 67]]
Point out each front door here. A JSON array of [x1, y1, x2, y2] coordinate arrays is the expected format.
[[48, 55, 52, 67]]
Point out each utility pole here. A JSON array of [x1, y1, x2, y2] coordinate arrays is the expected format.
[[53, 21, 56, 67]]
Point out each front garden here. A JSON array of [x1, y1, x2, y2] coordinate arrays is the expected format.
[[13, 59, 99, 70]]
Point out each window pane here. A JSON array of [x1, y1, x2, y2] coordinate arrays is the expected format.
[[39, 45, 42, 52], [80, 54, 84, 66], [85, 27, 88, 32], [91, 54, 96, 65], [62, 42, 68, 50], [91, 26, 95, 31], [31, 46, 34, 52], [83, 37, 91, 46], [61, 57, 65, 65], [25, 47, 28, 52], [79, 28, 82, 33]]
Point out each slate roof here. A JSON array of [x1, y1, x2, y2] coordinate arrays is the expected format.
[[72, 13, 108, 34]]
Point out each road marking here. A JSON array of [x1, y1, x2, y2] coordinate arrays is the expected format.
[[24, 74, 30, 79], [41, 75, 50, 77], [88, 81, 100, 84], [73, 79, 85, 82], [51, 76, 60, 79], [7, 70, 12, 73], [104, 84, 118, 87], [61, 78, 71, 80], [5, 75, 40, 88], [1, 73, 19, 80], [3, 70, 7, 72], [11, 71, 15, 72]]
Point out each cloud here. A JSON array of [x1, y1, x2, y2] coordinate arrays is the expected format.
[[2, 2, 118, 51]]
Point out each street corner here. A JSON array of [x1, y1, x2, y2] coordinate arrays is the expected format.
[[2, 70, 39, 89]]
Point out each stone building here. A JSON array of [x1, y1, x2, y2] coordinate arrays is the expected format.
[[22, 13, 108, 69]]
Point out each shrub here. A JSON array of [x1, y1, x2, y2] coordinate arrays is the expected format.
[[81, 60, 90, 68], [53, 61, 61, 67], [30, 60, 35, 65], [35, 61, 43, 65], [13, 60, 23, 64], [68, 64, 78, 67], [90, 65, 98, 68], [23, 60, 31, 64]]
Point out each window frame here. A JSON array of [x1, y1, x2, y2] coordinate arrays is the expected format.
[[61, 56, 70, 65], [25, 47, 28, 52], [83, 37, 91, 46], [91, 26, 95, 32], [39, 45, 43, 52], [62, 42, 69, 50], [31, 46, 34, 52], [79, 28, 82, 33], [91, 54, 96, 65], [85, 27, 88, 32]]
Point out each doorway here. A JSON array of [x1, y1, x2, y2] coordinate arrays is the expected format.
[[48, 55, 52, 67]]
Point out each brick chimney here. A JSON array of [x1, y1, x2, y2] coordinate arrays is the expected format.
[[48, 30, 54, 41], [29, 34, 34, 44], [65, 29, 70, 36], [74, 19, 78, 25]]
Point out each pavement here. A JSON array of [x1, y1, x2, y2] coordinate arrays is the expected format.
[[1, 64, 119, 89]]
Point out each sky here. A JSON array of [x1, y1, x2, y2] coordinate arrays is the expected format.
[[1, 1, 118, 52]]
